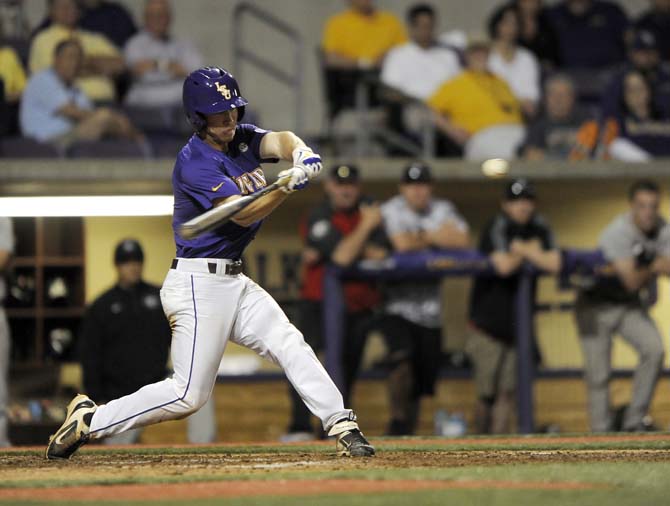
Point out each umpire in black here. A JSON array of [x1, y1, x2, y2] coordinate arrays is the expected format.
[[79, 239, 171, 445]]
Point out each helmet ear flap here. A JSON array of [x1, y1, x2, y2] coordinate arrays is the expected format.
[[237, 106, 246, 122]]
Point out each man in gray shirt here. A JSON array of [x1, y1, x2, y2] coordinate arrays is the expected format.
[[0, 217, 14, 447], [124, 0, 203, 109], [380, 162, 470, 435], [576, 179, 670, 432]]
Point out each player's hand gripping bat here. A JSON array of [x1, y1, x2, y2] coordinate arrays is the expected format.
[[178, 173, 291, 240]]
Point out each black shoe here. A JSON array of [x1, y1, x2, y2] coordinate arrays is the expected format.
[[328, 418, 375, 457]]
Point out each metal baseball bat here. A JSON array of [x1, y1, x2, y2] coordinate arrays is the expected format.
[[178, 174, 291, 240]]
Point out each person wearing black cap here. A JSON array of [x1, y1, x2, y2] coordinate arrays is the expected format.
[[78, 238, 171, 445], [380, 162, 470, 435], [282, 164, 388, 441], [467, 178, 560, 434]]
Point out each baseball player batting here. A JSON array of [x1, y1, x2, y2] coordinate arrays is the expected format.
[[45, 67, 374, 459]]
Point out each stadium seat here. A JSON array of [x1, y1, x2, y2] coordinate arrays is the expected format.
[[0, 137, 65, 158], [67, 139, 153, 159]]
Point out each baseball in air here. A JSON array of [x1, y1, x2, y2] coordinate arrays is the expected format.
[[481, 158, 509, 178]]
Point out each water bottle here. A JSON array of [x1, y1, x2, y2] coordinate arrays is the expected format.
[[434, 408, 449, 436], [444, 412, 467, 437]]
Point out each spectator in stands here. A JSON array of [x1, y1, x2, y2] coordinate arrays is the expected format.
[[78, 0, 137, 49], [322, 0, 406, 70], [488, 4, 541, 117], [283, 164, 387, 441], [124, 0, 203, 111], [521, 74, 589, 160], [428, 36, 525, 160], [20, 39, 143, 148], [636, 0, 670, 62], [603, 70, 670, 161], [601, 30, 670, 121], [0, 38, 27, 136], [467, 179, 560, 434], [381, 4, 460, 101], [513, 0, 560, 68], [29, 0, 124, 103], [546, 0, 628, 69], [380, 162, 470, 435], [575, 180, 669, 432]]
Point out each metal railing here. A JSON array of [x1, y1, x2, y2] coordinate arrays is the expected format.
[[322, 249, 618, 434], [231, 2, 305, 133], [352, 76, 436, 158]]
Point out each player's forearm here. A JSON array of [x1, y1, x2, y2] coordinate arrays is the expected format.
[[261, 131, 306, 161], [524, 249, 562, 274], [618, 268, 652, 292], [390, 232, 430, 253], [490, 251, 524, 277], [612, 258, 653, 292], [230, 191, 288, 227], [426, 227, 470, 249], [651, 256, 670, 276], [331, 222, 376, 267]]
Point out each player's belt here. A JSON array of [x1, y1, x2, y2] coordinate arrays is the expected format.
[[170, 258, 243, 276]]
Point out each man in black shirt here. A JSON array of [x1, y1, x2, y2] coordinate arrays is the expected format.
[[79, 239, 171, 444], [467, 179, 561, 433]]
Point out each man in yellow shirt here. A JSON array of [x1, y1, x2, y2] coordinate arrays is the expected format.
[[322, 0, 407, 69], [29, 0, 124, 103], [428, 37, 526, 160]]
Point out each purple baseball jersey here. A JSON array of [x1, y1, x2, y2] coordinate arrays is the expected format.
[[172, 123, 278, 259]]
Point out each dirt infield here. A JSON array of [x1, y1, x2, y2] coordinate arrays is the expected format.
[[0, 478, 607, 502], [2, 436, 670, 502], [0, 444, 670, 501]]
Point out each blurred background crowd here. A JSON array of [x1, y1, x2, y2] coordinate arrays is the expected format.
[[0, 0, 669, 160]]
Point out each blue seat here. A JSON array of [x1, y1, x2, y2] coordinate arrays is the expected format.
[[0, 136, 64, 158]]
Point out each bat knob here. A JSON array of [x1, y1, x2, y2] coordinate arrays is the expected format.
[[178, 225, 197, 240]]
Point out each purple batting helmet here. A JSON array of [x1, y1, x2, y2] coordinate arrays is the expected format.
[[182, 66, 248, 131]]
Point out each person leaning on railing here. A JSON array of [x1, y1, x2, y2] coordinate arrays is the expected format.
[[467, 178, 561, 435], [379, 162, 470, 436], [575, 179, 670, 432]]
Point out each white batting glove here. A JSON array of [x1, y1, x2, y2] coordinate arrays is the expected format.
[[292, 146, 323, 180], [278, 167, 309, 194]]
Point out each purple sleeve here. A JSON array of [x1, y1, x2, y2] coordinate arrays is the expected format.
[[236, 123, 279, 164], [179, 163, 240, 210]]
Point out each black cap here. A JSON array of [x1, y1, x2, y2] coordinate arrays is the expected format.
[[329, 164, 360, 183], [402, 162, 433, 184], [114, 239, 144, 265], [505, 178, 536, 200], [631, 30, 657, 51]]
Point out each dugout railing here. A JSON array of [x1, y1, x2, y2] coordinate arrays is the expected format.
[[322, 248, 618, 434]]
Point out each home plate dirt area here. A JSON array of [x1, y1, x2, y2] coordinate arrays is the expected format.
[[2, 435, 670, 505]]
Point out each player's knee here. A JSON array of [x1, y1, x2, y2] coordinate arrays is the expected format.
[[641, 340, 664, 367], [584, 367, 610, 390], [181, 388, 211, 413]]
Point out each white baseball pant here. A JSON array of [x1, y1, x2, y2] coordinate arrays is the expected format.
[[88, 258, 350, 439]]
